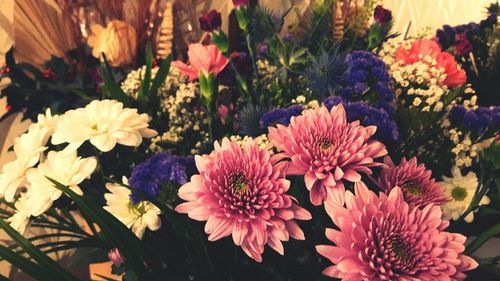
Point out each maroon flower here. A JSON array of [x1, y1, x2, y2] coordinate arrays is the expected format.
[[454, 33, 472, 56], [232, 0, 249, 8], [199, 9, 222, 32], [374, 5, 392, 24]]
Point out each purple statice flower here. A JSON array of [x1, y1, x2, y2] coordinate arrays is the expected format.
[[129, 154, 195, 203], [339, 51, 394, 112], [260, 105, 303, 129], [450, 105, 500, 135], [324, 97, 399, 142], [436, 9, 496, 52], [436, 25, 456, 50]]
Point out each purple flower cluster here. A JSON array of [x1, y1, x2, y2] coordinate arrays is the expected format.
[[260, 104, 303, 129], [450, 105, 500, 135], [324, 96, 399, 142], [339, 51, 394, 114], [129, 154, 195, 203], [436, 7, 497, 52]]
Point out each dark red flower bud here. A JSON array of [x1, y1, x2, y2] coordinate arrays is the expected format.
[[453, 33, 472, 56], [42, 68, 57, 80], [199, 9, 222, 32], [232, 0, 249, 8], [374, 5, 392, 24]]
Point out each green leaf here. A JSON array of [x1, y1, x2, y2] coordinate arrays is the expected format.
[[100, 54, 130, 105], [47, 177, 153, 280], [0, 246, 51, 281], [137, 45, 153, 104], [149, 55, 172, 99], [69, 247, 110, 268], [465, 222, 500, 255], [0, 218, 80, 281]]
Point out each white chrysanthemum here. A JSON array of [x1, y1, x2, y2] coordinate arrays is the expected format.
[[0, 109, 57, 202], [25, 150, 97, 216], [439, 166, 490, 223], [7, 192, 31, 234], [51, 99, 157, 152], [104, 178, 161, 239]]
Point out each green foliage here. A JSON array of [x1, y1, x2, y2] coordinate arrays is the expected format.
[[1, 54, 99, 121], [250, 5, 284, 43], [0, 218, 80, 281], [100, 56, 130, 106], [48, 177, 154, 280], [300, 0, 334, 55]]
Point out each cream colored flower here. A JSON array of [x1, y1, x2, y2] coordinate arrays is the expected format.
[[0, 109, 59, 202], [87, 20, 137, 67], [0, 125, 51, 202], [439, 166, 490, 223], [104, 178, 161, 239], [51, 99, 157, 152], [25, 150, 97, 216], [7, 192, 31, 234]]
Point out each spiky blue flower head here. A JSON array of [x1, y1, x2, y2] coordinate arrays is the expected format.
[[305, 49, 348, 100]]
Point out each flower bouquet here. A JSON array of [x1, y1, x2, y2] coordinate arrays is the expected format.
[[0, 1, 499, 280]]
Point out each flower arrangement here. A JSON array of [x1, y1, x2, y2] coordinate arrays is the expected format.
[[0, 1, 499, 281]]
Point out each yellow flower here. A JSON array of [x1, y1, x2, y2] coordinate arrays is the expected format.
[[87, 20, 136, 67]]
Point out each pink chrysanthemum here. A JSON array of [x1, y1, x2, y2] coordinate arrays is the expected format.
[[175, 138, 311, 262], [268, 105, 387, 206], [317, 182, 478, 281], [373, 156, 449, 208]]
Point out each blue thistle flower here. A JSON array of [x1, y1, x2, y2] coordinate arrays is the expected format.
[[305, 49, 348, 100], [239, 104, 268, 136]]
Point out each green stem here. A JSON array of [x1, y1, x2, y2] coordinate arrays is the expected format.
[[244, 33, 259, 104], [455, 162, 490, 224], [465, 222, 500, 255]]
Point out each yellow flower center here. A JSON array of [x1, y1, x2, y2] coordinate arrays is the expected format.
[[451, 186, 468, 201], [230, 171, 248, 194], [391, 237, 411, 262], [404, 183, 422, 196], [317, 138, 333, 149], [128, 201, 146, 215]]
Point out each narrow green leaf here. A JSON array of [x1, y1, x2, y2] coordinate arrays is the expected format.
[[0, 273, 11, 281], [99, 53, 130, 105], [149, 55, 172, 99], [100, 65, 130, 105], [0, 246, 51, 281], [47, 177, 153, 279], [465, 222, 500, 255], [0, 218, 79, 281], [137, 45, 153, 104]]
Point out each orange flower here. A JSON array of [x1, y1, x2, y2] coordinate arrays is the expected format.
[[88, 20, 137, 67]]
